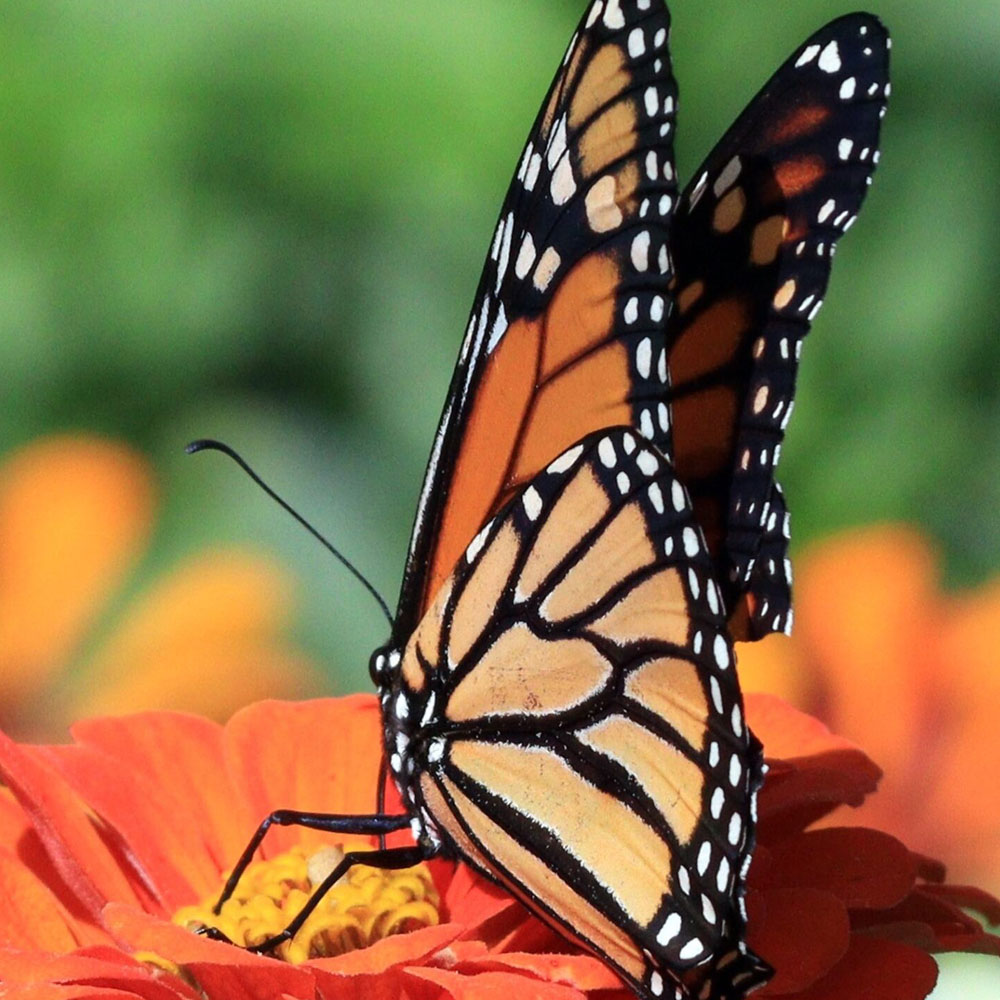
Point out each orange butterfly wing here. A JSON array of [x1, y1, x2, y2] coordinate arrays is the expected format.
[[664, 14, 890, 638], [393, 429, 770, 1000], [395, 0, 679, 639]]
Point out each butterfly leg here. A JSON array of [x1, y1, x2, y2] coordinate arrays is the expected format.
[[242, 843, 428, 955], [213, 809, 412, 914]]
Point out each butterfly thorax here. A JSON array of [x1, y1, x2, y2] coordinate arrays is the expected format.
[[369, 643, 445, 851]]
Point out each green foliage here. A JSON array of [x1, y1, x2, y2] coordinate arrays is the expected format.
[[2, 0, 999, 695]]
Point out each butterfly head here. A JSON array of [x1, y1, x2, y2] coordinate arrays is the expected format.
[[368, 644, 399, 689]]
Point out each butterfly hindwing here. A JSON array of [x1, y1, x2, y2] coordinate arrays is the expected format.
[[665, 14, 890, 638], [390, 430, 768, 1000], [396, 0, 680, 639]]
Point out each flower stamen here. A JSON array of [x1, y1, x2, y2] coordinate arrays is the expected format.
[[173, 843, 440, 964]]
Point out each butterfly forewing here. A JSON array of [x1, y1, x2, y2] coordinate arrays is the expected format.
[[387, 430, 768, 1000], [396, 0, 680, 639], [665, 14, 890, 638]]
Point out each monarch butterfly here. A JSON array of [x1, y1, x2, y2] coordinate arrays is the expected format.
[[212, 2, 889, 998]]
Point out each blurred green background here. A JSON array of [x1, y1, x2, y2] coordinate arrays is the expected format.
[[2, 2, 998, 991], [2, 0, 998, 696]]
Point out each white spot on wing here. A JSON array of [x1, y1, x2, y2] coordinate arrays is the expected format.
[[547, 444, 584, 474], [656, 912, 681, 946], [648, 482, 664, 512], [636, 450, 658, 476], [717, 856, 730, 892], [636, 337, 652, 378], [631, 231, 651, 272], [682, 526, 699, 556], [523, 486, 543, 521], [679, 938, 703, 961], [713, 156, 742, 197], [713, 633, 730, 669], [533, 247, 561, 292], [795, 43, 821, 67], [602, 0, 624, 30], [546, 115, 568, 169], [514, 234, 536, 280], [486, 303, 508, 353], [524, 152, 542, 192], [495, 212, 514, 293], [818, 40, 842, 73], [728, 813, 742, 846], [466, 521, 492, 562], [550, 154, 577, 205], [710, 676, 723, 713], [671, 480, 685, 512]]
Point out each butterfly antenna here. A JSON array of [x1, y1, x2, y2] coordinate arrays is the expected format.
[[186, 438, 393, 627]]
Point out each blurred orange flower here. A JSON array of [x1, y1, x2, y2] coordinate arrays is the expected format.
[[738, 525, 1000, 895], [0, 435, 316, 741], [0, 695, 996, 999]]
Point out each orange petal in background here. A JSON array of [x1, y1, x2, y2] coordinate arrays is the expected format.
[[63, 552, 318, 729], [928, 581, 1000, 886], [0, 437, 152, 728], [774, 526, 935, 781]]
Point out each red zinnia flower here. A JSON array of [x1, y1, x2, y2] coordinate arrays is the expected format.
[[0, 695, 997, 999]]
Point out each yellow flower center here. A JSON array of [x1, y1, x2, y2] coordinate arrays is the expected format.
[[173, 844, 440, 965]]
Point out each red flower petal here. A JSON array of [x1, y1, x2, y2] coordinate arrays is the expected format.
[[444, 864, 514, 924], [0, 730, 140, 922], [748, 695, 882, 838], [222, 698, 387, 858], [0, 948, 196, 1000], [310, 923, 462, 976], [922, 883, 1000, 925], [38, 744, 201, 913], [493, 915, 576, 957], [746, 694, 863, 760], [445, 952, 623, 992], [2, 986, 141, 1000], [70, 711, 255, 879], [767, 828, 916, 909], [792, 936, 938, 1000], [757, 750, 882, 840], [406, 966, 588, 1000], [0, 849, 87, 951], [103, 904, 315, 1000], [749, 888, 850, 994], [851, 886, 1000, 955]]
